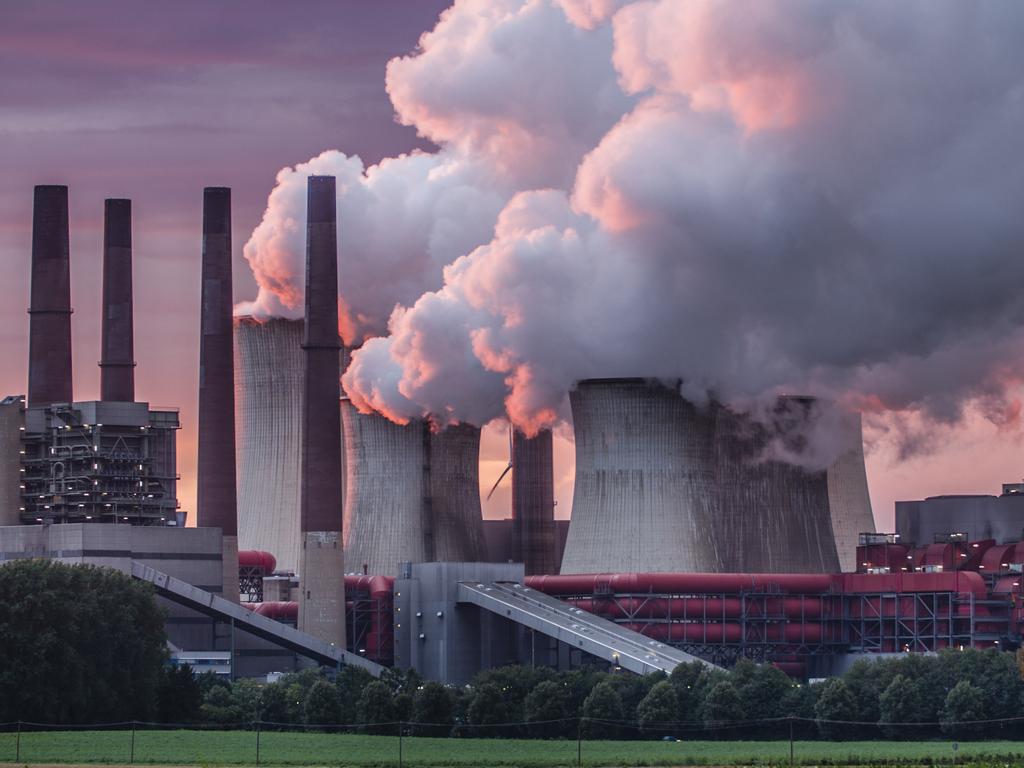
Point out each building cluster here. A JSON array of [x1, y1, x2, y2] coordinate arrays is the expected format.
[[2, 182, 1024, 685]]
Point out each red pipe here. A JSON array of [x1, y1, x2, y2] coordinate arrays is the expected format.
[[238, 550, 277, 573], [527, 572, 837, 595]]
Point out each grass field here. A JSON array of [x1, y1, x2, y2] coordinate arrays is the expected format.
[[1, 730, 1023, 767]]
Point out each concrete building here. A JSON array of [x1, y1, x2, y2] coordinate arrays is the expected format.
[[826, 413, 876, 571], [896, 488, 1024, 545], [561, 379, 843, 574]]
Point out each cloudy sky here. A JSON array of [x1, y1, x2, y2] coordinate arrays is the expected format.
[[3, 0, 1023, 530]]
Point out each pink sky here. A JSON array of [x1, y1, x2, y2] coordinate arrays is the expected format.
[[3, 1, 1021, 532]]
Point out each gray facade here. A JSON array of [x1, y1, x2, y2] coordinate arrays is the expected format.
[[561, 379, 842, 575], [896, 492, 1024, 545], [826, 413, 876, 571], [0, 397, 23, 526], [393, 561, 523, 685], [234, 317, 305, 571]]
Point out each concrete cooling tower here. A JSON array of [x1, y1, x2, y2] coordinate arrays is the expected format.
[[560, 379, 722, 574], [710, 398, 839, 573], [561, 379, 847, 575], [234, 316, 304, 572], [342, 403, 486, 576], [826, 413, 876, 571]]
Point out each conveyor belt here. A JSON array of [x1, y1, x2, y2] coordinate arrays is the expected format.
[[457, 581, 718, 675], [131, 561, 382, 675]]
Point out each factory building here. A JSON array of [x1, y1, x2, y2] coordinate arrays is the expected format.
[[561, 379, 872, 575], [896, 486, 1024, 546]]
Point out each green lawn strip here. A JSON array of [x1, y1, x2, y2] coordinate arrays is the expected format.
[[1, 731, 1024, 766]]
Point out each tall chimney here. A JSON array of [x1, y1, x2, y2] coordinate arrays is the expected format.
[[513, 429, 558, 575], [99, 199, 135, 401], [298, 175, 345, 647], [197, 187, 239, 601], [28, 185, 73, 407]]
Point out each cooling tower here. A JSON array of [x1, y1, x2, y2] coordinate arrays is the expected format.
[[711, 398, 840, 573], [234, 317, 304, 571], [298, 175, 345, 647], [430, 423, 488, 562], [513, 429, 558, 575], [197, 187, 238, 600], [342, 407, 487, 576], [342, 404, 429, 575], [560, 379, 721, 574], [99, 199, 135, 402], [826, 413, 876, 571], [28, 185, 73, 408], [561, 379, 843, 575]]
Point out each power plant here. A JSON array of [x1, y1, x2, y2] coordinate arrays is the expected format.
[[9, 178, 1024, 689]]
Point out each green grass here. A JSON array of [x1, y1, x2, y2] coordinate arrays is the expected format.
[[0, 729, 1022, 766]]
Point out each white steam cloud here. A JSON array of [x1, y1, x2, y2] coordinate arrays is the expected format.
[[244, 0, 1024, 459]]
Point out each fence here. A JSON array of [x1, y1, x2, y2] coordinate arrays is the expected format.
[[2, 716, 1024, 766]]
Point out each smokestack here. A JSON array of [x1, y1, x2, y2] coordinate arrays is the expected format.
[[298, 176, 345, 646], [513, 429, 558, 575], [28, 185, 73, 407], [99, 199, 135, 401], [197, 187, 239, 601]]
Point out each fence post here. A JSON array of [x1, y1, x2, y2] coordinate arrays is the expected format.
[[577, 718, 582, 768], [130, 720, 136, 764], [398, 721, 403, 768], [15, 721, 21, 763], [789, 717, 794, 768], [256, 720, 261, 768]]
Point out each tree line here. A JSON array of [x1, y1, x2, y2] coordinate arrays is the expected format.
[[2, 559, 1022, 739]]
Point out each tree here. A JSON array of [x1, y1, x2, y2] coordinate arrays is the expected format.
[[336, 666, 375, 723], [941, 680, 986, 738], [669, 662, 716, 723], [200, 684, 244, 724], [156, 665, 202, 723], [412, 682, 455, 736], [813, 678, 857, 740], [467, 683, 512, 737], [879, 674, 927, 738], [701, 681, 744, 737], [356, 681, 396, 735], [305, 679, 343, 726], [636, 681, 678, 736], [581, 680, 625, 738], [0, 560, 169, 723], [524, 680, 572, 738], [259, 682, 291, 725]]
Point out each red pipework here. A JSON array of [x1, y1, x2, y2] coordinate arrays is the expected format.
[[238, 550, 277, 574], [526, 572, 838, 595], [248, 601, 298, 621]]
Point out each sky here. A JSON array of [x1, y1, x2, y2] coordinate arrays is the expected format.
[[3, 0, 1023, 531]]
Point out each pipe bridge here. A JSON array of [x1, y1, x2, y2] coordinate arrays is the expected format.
[[457, 581, 719, 676], [130, 561, 382, 675]]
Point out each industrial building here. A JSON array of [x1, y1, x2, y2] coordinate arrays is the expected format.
[[896, 487, 1024, 546], [15, 179, 1024, 690]]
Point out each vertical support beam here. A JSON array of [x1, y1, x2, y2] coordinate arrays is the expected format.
[[298, 175, 345, 647], [197, 187, 239, 600], [99, 199, 135, 401], [28, 185, 73, 407]]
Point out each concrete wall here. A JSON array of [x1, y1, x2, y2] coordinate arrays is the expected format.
[[430, 424, 487, 562], [482, 518, 570, 573], [235, 317, 304, 572], [827, 413, 876, 571], [896, 494, 1024, 545], [561, 379, 721, 574], [0, 398, 23, 526], [562, 379, 841, 574], [393, 561, 523, 685]]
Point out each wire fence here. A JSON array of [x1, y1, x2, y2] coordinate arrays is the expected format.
[[3, 716, 1024, 766]]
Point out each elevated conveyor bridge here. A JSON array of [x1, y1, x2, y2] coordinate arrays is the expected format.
[[457, 581, 720, 676]]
